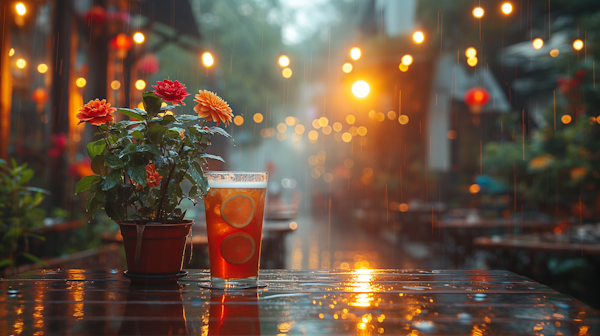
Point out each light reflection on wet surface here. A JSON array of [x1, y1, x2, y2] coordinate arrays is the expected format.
[[1, 269, 598, 335]]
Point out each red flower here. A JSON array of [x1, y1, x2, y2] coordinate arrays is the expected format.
[[76, 99, 116, 126], [145, 163, 162, 188], [193, 90, 233, 126], [152, 79, 190, 106]]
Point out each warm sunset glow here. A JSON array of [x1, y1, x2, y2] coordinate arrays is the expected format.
[[413, 31, 424, 44], [282, 67, 293, 78], [138, 102, 145, 110], [501, 2, 512, 14], [350, 47, 361, 60], [202, 52, 214, 67], [76, 78, 87, 88], [469, 184, 481, 194], [467, 57, 478, 67], [573, 39, 584, 51], [401, 55, 413, 66], [37, 64, 48, 73], [465, 47, 477, 58], [342, 62, 353, 73], [16, 59, 26, 69], [133, 32, 145, 43], [135, 79, 146, 90], [352, 81, 370, 98], [253, 113, 264, 123], [473, 7, 484, 18], [16, 3, 26, 16], [550, 49, 560, 57], [278, 55, 290, 67], [561, 115, 572, 124], [111, 80, 121, 90], [533, 38, 544, 49], [234, 115, 244, 126]]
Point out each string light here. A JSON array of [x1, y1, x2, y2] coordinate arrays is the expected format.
[[501, 3, 512, 14], [135, 79, 146, 90], [16, 59, 26, 69], [533, 38, 544, 49], [550, 49, 560, 57], [467, 57, 478, 67], [413, 31, 424, 44], [342, 63, 353, 73], [253, 113, 264, 123], [278, 55, 290, 67], [401, 55, 413, 66], [352, 81, 370, 98], [76, 78, 87, 88], [350, 47, 361, 60], [465, 47, 477, 58], [133, 32, 145, 44], [16, 3, 26, 16], [473, 7, 484, 18], [37, 64, 48, 73], [282, 67, 292, 78], [111, 80, 121, 90], [573, 39, 584, 51], [8, 48, 15, 57], [202, 52, 214, 67]]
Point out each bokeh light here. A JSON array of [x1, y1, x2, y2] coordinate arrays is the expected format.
[[37, 64, 48, 73], [350, 47, 361, 60], [399, 203, 409, 212], [573, 39, 584, 51], [533, 38, 544, 49], [469, 184, 481, 194], [312, 119, 321, 129], [357, 126, 367, 136], [333, 122, 342, 132], [295, 124, 305, 134], [401, 55, 413, 66], [16, 3, 26, 16], [282, 67, 292, 78], [413, 31, 424, 44], [447, 130, 457, 139], [76, 78, 87, 88], [465, 47, 477, 58], [8, 48, 15, 57], [342, 132, 352, 142], [234, 115, 244, 126], [111, 80, 121, 90], [501, 2, 512, 14], [342, 62, 353, 73], [399, 63, 409, 72], [202, 52, 214, 67], [285, 116, 296, 126], [467, 57, 478, 67], [352, 81, 370, 98], [346, 115, 356, 124], [344, 159, 354, 168], [322, 125, 332, 135], [473, 7, 484, 18], [550, 49, 560, 57], [253, 113, 264, 123], [398, 115, 409, 125], [277, 123, 287, 133], [319, 117, 329, 127], [308, 130, 319, 141], [387, 111, 397, 120], [16, 59, 26, 68], [278, 55, 290, 67], [376, 112, 385, 122], [135, 79, 146, 90], [561, 115, 572, 124], [133, 32, 145, 44]]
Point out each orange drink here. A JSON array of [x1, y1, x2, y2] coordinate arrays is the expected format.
[[204, 172, 267, 287]]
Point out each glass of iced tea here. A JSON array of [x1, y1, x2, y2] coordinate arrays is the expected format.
[[203, 171, 268, 288]]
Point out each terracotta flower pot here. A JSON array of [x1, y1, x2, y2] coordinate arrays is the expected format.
[[118, 220, 193, 284]]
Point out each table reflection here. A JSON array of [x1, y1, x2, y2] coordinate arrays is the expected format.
[[208, 290, 261, 335], [118, 284, 188, 336]]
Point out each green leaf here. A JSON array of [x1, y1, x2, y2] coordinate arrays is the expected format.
[[87, 139, 106, 159], [3, 227, 23, 242], [142, 92, 162, 117], [199, 153, 225, 163], [188, 185, 198, 198], [210, 126, 233, 140], [18, 169, 34, 185], [160, 104, 182, 111], [0, 259, 13, 268], [187, 161, 209, 196], [21, 252, 46, 267], [101, 170, 122, 191], [159, 115, 178, 125], [148, 125, 169, 144], [177, 114, 202, 123], [105, 202, 126, 221], [131, 130, 144, 141], [91, 155, 109, 176], [117, 108, 147, 121], [75, 175, 101, 194], [116, 120, 144, 128], [106, 155, 125, 169], [88, 194, 105, 219], [127, 165, 146, 185], [136, 144, 162, 156]]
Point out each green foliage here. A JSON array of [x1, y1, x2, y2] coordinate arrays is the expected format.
[[0, 159, 49, 269], [78, 92, 232, 223]]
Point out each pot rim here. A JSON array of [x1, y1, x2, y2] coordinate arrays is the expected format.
[[118, 219, 194, 227]]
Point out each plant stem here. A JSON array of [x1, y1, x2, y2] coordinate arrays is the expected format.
[[155, 142, 185, 222]]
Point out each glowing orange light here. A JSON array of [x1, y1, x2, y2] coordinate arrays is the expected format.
[[253, 113, 264, 123], [234, 115, 244, 126], [16, 3, 26, 16], [342, 62, 353, 73], [202, 52, 214, 67], [308, 130, 319, 141], [399, 63, 409, 72], [399, 203, 408, 212], [533, 38, 544, 49], [295, 124, 305, 134], [346, 115, 356, 124], [469, 184, 481, 194], [501, 2, 512, 14], [473, 7, 484, 18], [278, 55, 290, 67], [289, 222, 298, 230], [37, 64, 48, 73], [447, 130, 457, 139], [398, 115, 409, 125], [76, 78, 87, 88], [401, 55, 413, 66], [111, 80, 121, 90], [467, 57, 478, 67], [357, 126, 367, 136], [8, 48, 15, 57], [285, 116, 296, 126], [342, 132, 352, 142], [16, 59, 26, 69], [550, 49, 559, 57], [352, 81, 370, 98], [133, 32, 145, 44], [573, 39, 584, 51], [413, 31, 424, 44], [561, 115, 572, 124], [282, 67, 292, 78], [350, 47, 361, 60], [465, 47, 477, 58], [135, 79, 146, 90]]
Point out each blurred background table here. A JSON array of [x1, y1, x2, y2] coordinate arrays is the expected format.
[[2, 269, 599, 335]]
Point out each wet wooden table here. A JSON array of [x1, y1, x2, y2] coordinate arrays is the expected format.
[[1, 269, 599, 335]]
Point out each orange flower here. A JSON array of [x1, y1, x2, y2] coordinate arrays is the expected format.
[[570, 167, 587, 182], [145, 163, 162, 188], [76, 99, 116, 126], [180, 130, 185, 139], [193, 90, 233, 126]]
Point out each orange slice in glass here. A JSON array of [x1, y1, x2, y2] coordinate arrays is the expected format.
[[221, 194, 255, 228], [220, 232, 256, 265]]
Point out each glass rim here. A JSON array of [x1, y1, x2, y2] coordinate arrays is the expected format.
[[204, 171, 267, 175]]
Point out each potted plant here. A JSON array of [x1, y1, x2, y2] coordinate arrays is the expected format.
[[75, 79, 234, 283]]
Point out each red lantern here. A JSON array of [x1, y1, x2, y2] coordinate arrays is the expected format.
[[32, 88, 49, 105], [83, 6, 108, 26], [110, 33, 133, 51], [464, 87, 490, 114], [139, 54, 159, 74]]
